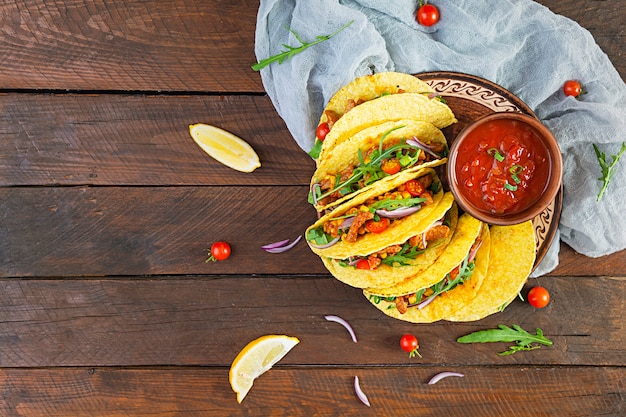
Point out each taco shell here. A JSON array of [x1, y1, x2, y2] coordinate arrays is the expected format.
[[321, 202, 458, 289], [312, 119, 448, 212], [319, 92, 457, 161], [306, 168, 448, 259], [319, 72, 434, 128], [366, 213, 484, 296], [445, 221, 536, 322], [364, 225, 491, 323]]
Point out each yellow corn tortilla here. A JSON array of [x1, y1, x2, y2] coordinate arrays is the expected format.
[[312, 119, 448, 212], [363, 225, 490, 324], [319, 92, 457, 162], [445, 221, 536, 322], [321, 202, 458, 290], [319, 72, 434, 128], [366, 213, 484, 296], [306, 168, 447, 259]]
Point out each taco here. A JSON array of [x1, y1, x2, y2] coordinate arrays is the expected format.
[[310, 72, 435, 158], [445, 221, 536, 321], [317, 92, 457, 162], [321, 202, 458, 290], [306, 168, 447, 259], [310, 119, 448, 212], [364, 215, 489, 323]]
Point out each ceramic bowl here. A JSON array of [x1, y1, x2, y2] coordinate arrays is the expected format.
[[447, 112, 562, 226]]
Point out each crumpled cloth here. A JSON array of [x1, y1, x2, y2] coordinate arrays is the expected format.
[[254, 0, 626, 276]]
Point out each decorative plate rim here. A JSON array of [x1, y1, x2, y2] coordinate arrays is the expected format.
[[414, 71, 562, 271]]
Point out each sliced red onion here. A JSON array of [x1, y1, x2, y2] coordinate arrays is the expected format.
[[428, 372, 464, 385], [354, 376, 371, 407], [311, 183, 321, 206], [339, 216, 356, 229], [309, 236, 340, 249], [420, 219, 445, 249], [406, 137, 441, 159], [261, 239, 290, 250], [417, 295, 436, 310], [427, 92, 439, 99], [375, 206, 420, 219], [324, 315, 357, 343], [468, 240, 483, 263], [263, 235, 302, 253]]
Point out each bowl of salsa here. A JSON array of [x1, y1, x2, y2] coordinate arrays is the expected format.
[[447, 112, 562, 225]]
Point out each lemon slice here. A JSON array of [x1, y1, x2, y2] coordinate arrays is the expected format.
[[189, 123, 261, 172], [229, 334, 299, 403]]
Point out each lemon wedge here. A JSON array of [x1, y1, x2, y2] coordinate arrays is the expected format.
[[189, 123, 261, 172], [229, 334, 299, 403]]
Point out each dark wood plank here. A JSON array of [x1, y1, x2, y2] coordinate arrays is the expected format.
[[0, 186, 321, 277], [2, 186, 625, 277], [0, 277, 622, 367], [0, 366, 622, 416], [550, 243, 626, 276], [536, 0, 625, 79], [0, 94, 315, 186], [0, 0, 262, 92], [0, 1, 622, 93]]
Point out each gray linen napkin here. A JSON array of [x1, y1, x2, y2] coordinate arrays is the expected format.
[[254, 0, 626, 275]]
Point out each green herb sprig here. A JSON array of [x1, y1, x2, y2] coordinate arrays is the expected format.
[[252, 21, 354, 71], [593, 142, 626, 201], [457, 324, 553, 356]]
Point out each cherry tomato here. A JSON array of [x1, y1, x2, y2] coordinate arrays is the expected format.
[[416, 2, 439, 26], [563, 80, 583, 98], [404, 179, 425, 197], [400, 334, 422, 358], [206, 241, 231, 262], [365, 217, 390, 233], [527, 286, 550, 308], [382, 159, 401, 175], [355, 259, 371, 270], [316, 122, 330, 142]]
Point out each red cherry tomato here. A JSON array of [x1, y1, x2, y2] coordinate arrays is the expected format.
[[404, 179, 425, 197], [528, 286, 550, 308], [563, 80, 583, 98], [382, 159, 401, 175], [416, 3, 439, 26], [355, 259, 371, 270], [400, 334, 422, 358], [365, 217, 390, 233], [316, 122, 330, 142], [207, 241, 231, 262]]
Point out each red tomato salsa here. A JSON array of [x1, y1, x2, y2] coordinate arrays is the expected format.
[[454, 118, 551, 215]]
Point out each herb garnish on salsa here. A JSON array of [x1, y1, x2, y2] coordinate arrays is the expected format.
[[454, 118, 551, 214]]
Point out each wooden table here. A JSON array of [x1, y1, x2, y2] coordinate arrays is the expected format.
[[0, 1, 623, 416]]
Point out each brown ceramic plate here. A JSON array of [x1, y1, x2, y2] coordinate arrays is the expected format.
[[415, 71, 562, 271]]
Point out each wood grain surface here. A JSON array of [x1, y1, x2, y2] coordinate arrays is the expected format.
[[0, 0, 624, 416]]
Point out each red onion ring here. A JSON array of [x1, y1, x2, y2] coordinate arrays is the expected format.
[[468, 240, 483, 263], [311, 183, 321, 206], [308, 236, 340, 249], [324, 315, 357, 343], [375, 206, 420, 219], [428, 372, 464, 385], [261, 239, 290, 250], [417, 294, 436, 310], [354, 376, 371, 407], [263, 235, 302, 253], [406, 137, 441, 159], [339, 216, 356, 229]]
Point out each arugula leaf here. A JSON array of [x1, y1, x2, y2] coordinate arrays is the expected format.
[[369, 197, 426, 211], [252, 21, 353, 71], [381, 242, 425, 266], [593, 142, 626, 201], [308, 139, 323, 159], [457, 324, 553, 356]]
